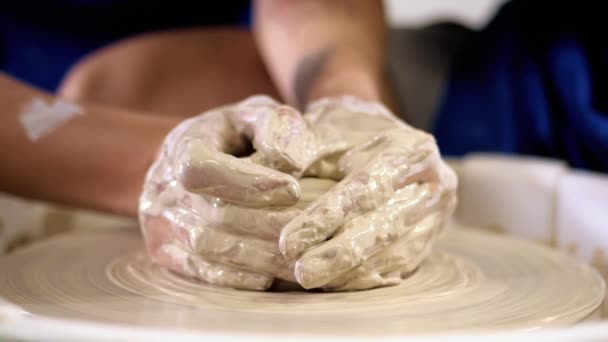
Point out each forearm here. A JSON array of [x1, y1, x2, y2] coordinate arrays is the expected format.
[[254, 0, 395, 110], [0, 74, 178, 216]]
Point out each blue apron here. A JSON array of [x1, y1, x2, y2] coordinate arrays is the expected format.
[[434, 0, 608, 172]]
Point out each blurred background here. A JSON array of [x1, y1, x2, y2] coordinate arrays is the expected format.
[[385, 0, 505, 28]]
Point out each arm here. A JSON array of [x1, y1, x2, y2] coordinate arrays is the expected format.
[[253, 0, 397, 111], [0, 74, 179, 216]]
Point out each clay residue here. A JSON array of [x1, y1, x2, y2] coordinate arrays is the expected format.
[[139, 95, 458, 291], [0, 228, 603, 334]]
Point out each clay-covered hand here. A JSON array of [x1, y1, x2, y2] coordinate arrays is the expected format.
[[279, 97, 458, 291], [139, 96, 312, 291]]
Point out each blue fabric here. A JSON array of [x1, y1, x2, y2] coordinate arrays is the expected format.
[[0, 1, 251, 91], [433, 0, 608, 172]]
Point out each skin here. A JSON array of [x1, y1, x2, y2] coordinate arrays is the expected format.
[[58, 29, 281, 117], [1, 1, 454, 290], [0, 74, 177, 216], [254, 0, 398, 110], [0, 0, 393, 217]]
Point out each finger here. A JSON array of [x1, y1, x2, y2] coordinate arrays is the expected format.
[[164, 207, 296, 282], [175, 137, 300, 208], [305, 97, 409, 147], [178, 178, 335, 241], [182, 191, 301, 240], [164, 109, 248, 161], [294, 182, 454, 289], [155, 244, 274, 291], [150, 242, 273, 291], [167, 106, 301, 208], [185, 250, 274, 290], [296, 178, 338, 206], [338, 128, 436, 176], [228, 96, 317, 175], [301, 100, 413, 179], [322, 214, 441, 291], [280, 130, 439, 260], [140, 212, 273, 290]]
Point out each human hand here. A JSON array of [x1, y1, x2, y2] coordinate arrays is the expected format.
[[139, 95, 456, 292], [139, 96, 315, 290], [280, 97, 458, 290]]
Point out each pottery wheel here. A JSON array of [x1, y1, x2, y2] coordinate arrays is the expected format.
[[0, 227, 604, 336]]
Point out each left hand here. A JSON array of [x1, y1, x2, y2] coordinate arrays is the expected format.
[[139, 96, 311, 290], [280, 97, 458, 290]]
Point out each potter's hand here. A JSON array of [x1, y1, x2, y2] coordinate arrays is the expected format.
[[280, 97, 458, 290], [139, 96, 311, 290]]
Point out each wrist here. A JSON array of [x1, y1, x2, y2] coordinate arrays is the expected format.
[[121, 113, 177, 217], [307, 68, 383, 104], [303, 48, 390, 109], [68, 104, 178, 217]]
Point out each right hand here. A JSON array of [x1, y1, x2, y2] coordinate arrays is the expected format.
[[280, 97, 458, 291], [139, 96, 311, 290]]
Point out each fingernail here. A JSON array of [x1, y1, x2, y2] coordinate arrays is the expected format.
[[284, 181, 301, 202], [296, 244, 359, 289], [279, 233, 298, 260], [295, 257, 331, 289]]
